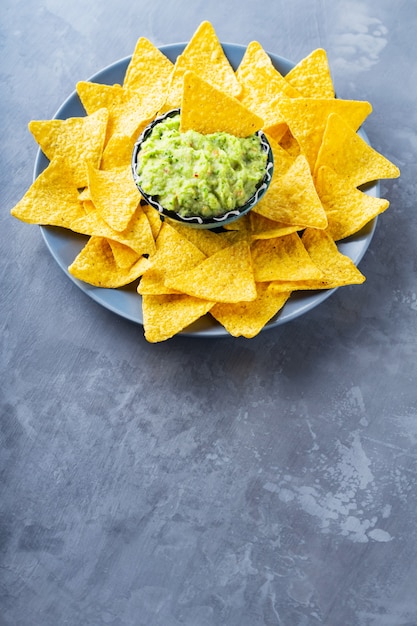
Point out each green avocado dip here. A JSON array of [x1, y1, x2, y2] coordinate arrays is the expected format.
[[135, 113, 267, 219]]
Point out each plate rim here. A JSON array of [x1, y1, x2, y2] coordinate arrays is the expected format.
[[36, 42, 378, 338]]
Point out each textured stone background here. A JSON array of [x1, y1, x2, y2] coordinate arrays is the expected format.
[[2, 1, 416, 624]]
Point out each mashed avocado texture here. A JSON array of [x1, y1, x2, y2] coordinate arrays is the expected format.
[[136, 113, 267, 219]]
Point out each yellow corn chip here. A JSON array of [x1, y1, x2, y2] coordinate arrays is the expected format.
[[166, 219, 230, 256], [160, 21, 242, 112], [158, 65, 186, 112], [211, 282, 291, 338], [214, 230, 249, 248], [236, 95, 288, 138], [29, 108, 108, 187], [76, 82, 159, 143], [249, 212, 300, 240], [279, 128, 301, 157], [165, 239, 257, 303], [302, 228, 365, 284], [81, 200, 96, 215], [236, 41, 301, 100], [315, 166, 390, 241], [78, 187, 92, 202], [68, 236, 151, 287], [278, 97, 372, 171], [235, 43, 297, 129], [141, 203, 163, 240], [87, 163, 141, 232], [70, 204, 156, 256], [285, 49, 335, 98], [182, 21, 241, 95], [265, 132, 295, 177], [271, 228, 366, 291], [10, 157, 84, 227], [253, 154, 328, 229], [220, 218, 256, 245], [100, 133, 136, 170], [178, 21, 241, 94], [251, 233, 323, 282], [138, 221, 206, 295], [123, 37, 174, 94], [107, 240, 141, 269], [262, 120, 288, 143], [222, 212, 251, 234], [142, 293, 214, 343], [315, 113, 400, 186], [180, 70, 263, 137]]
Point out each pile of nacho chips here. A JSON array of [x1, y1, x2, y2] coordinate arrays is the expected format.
[[11, 21, 400, 342]]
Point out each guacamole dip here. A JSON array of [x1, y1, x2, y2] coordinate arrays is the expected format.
[[135, 113, 267, 219]]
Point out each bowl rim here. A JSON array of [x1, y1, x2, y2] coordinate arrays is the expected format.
[[131, 108, 274, 229]]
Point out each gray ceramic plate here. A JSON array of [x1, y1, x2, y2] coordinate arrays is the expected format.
[[36, 43, 378, 337]]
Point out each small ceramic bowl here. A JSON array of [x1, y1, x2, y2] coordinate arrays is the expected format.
[[131, 109, 274, 230]]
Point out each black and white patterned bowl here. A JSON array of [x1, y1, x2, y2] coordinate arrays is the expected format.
[[131, 108, 274, 230]]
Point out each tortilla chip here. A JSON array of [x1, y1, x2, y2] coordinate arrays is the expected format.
[[266, 133, 295, 177], [107, 240, 141, 269], [279, 128, 301, 157], [249, 212, 300, 240], [302, 228, 365, 283], [76, 82, 159, 143], [29, 108, 108, 187], [236, 41, 301, 100], [262, 120, 288, 144], [166, 219, 230, 256], [180, 70, 263, 136], [278, 97, 372, 171], [142, 293, 214, 343], [157, 66, 184, 112], [160, 21, 242, 112], [235, 42, 299, 130], [315, 113, 400, 186], [138, 221, 206, 295], [285, 48, 335, 98], [100, 133, 136, 170], [315, 166, 390, 241], [251, 233, 323, 282], [87, 163, 141, 232], [211, 282, 291, 338], [184, 21, 241, 91], [78, 187, 92, 202], [10, 157, 84, 227], [70, 204, 156, 256], [141, 203, 163, 240], [180, 20, 241, 94], [68, 236, 151, 287], [253, 154, 328, 229], [123, 37, 174, 94], [222, 212, 251, 234], [165, 239, 257, 302], [270, 228, 366, 291]]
